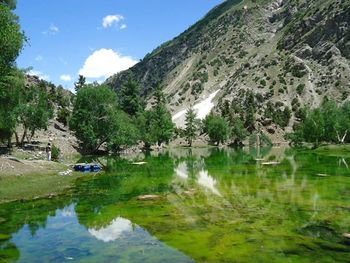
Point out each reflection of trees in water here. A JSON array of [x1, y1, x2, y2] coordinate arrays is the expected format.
[[0, 197, 70, 262], [74, 153, 175, 228]]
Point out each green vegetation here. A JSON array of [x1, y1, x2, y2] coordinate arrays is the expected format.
[[184, 106, 199, 147], [119, 75, 144, 116], [288, 99, 350, 147], [204, 115, 229, 145], [15, 82, 52, 145]]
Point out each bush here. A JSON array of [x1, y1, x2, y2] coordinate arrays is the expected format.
[[51, 144, 61, 161]]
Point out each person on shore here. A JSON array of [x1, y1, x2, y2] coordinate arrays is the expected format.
[[46, 143, 52, 161]]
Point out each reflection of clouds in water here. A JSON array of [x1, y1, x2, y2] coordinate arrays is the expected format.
[[175, 162, 188, 179], [198, 170, 221, 196], [88, 217, 133, 242]]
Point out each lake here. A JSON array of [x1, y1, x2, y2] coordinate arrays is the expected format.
[[0, 147, 349, 262]]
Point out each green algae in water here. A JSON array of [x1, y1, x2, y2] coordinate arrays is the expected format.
[[0, 147, 350, 262]]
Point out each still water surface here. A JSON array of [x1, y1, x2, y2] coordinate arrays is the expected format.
[[0, 147, 350, 262]]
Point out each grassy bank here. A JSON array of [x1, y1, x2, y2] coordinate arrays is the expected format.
[[0, 157, 85, 204], [314, 144, 350, 157]]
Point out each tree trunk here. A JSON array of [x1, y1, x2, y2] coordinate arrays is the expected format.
[[15, 132, 19, 146], [20, 129, 27, 147], [7, 137, 12, 148]]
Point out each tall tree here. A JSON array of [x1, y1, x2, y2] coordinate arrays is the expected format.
[[184, 106, 199, 147], [74, 75, 86, 93], [0, 2, 24, 146], [15, 83, 52, 145], [205, 116, 230, 146], [150, 83, 174, 146], [119, 75, 144, 116], [70, 85, 118, 153]]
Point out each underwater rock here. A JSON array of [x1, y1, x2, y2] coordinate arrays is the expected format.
[[137, 195, 161, 201]]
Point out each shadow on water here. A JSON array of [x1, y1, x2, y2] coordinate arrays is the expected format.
[[1, 147, 350, 262]]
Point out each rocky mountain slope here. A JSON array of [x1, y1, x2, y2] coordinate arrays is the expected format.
[[106, 0, 350, 138]]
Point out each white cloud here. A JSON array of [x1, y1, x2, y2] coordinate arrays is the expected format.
[[60, 74, 72, 82], [102, 15, 124, 28], [28, 70, 50, 81], [42, 24, 59, 35], [35, 55, 43, 61], [79, 48, 137, 79], [120, 24, 127, 30]]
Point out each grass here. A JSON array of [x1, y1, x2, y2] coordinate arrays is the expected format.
[[0, 167, 85, 204]]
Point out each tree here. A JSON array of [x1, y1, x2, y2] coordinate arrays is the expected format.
[[108, 111, 139, 152], [74, 75, 86, 93], [0, 69, 23, 147], [70, 85, 119, 153], [0, 0, 17, 9], [230, 117, 248, 146], [149, 84, 174, 146], [15, 83, 51, 145], [205, 116, 230, 146], [119, 75, 144, 116], [0, 2, 24, 147], [0, 3, 24, 75], [302, 108, 325, 147], [136, 110, 157, 149], [184, 106, 199, 147]]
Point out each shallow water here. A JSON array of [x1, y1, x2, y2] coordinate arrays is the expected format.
[[0, 147, 350, 262]]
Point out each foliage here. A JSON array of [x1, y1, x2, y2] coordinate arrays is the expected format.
[[204, 115, 230, 145], [148, 84, 174, 146], [51, 144, 60, 161], [57, 107, 71, 126], [74, 75, 86, 93], [0, 3, 24, 75], [16, 83, 52, 145], [119, 75, 144, 116], [184, 106, 199, 147], [70, 85, 120, 153], [0, 69, 23, 145], [288, 100, 350, 147], [108, 111, 139, 151]]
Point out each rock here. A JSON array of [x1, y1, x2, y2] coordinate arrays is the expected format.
[[343, 233, 350, 239], [267, 127, 275, 134], [296, 45, 313, 59], [137, 195, 161, 201], [262, 118, 272, 126]]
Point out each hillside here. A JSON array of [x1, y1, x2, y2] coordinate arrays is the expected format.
[[106, 0, 350, 139]]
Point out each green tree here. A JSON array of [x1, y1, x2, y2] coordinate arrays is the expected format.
[[302, 108, 325, 147], [108, 111, 139, 152], [136, 110, 157, 149], [0, 69, 23, 146], [205, 116, 230, 146], [184, 106, 199, 147], [0, 2, 24, 147], [74, 75, 86, 93], [15, 83, 52, 145], [119, 75, 144, 116], [149, 84, 174, 146], [70, 85, 119, 153], [0, 3, 24, 75], [230, 117, 248, 146]]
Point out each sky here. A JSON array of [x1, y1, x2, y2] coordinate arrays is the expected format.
[[15, 0, 223, 91]]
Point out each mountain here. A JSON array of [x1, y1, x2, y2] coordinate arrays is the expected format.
[[106, 0, 350, 137]]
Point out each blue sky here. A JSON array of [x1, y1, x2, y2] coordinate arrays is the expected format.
[[15, 0, 223, 90]]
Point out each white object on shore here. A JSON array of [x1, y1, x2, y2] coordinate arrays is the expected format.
[[261, 161, 280, 165], [132, 162, 147, 165], [59, 169, 72, 176]]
